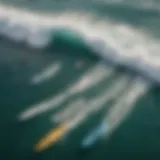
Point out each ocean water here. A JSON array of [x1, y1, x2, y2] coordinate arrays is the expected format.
[[0, 1, 160, 160]]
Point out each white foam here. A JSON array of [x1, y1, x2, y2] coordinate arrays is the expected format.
[[52, 98, 86, 123], [55, 74, 129, 124], [1, 4, 160, 82], [106, 77, 150, 135], [30, 62, 61, 85], [68, 75, 130, 129], [18, 62, 113, 121], [52, 64, 114, 123], [70, 62, 114, 93]]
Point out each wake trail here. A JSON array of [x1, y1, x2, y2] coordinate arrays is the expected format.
[[34, 76, 151, 152], [52, 74, 130, 123], [33, 71, 129, 152], [65, 75, 131, 130], [17, 62, 114, 121], [105, 77, 151, 136], [30, 62, 62, 85]]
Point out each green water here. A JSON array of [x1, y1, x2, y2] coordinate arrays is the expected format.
[[0, 0, 160, 160], [0, 38, 160, 160]]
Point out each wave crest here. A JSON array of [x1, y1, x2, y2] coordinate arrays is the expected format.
[[0, 4, 160, 83]]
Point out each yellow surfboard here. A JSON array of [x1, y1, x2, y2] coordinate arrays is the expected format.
[[35, 124, 68, 152]]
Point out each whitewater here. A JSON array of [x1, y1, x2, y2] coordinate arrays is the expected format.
[[0, 3, 160, 84]]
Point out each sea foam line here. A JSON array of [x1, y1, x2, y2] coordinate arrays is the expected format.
[[17, 62, 114, 121], [52, 98, 86, 123], [34, 76, 149, 152], [52, 74, 130, 123], [67, 75, 131, 130], [80, 77, 150, 148], [69, 62, 114, 93], [105, 77, 150, 136], [0, 4, 160, 83], [30, 62, 61, 85], [34, 75, 130, 152]]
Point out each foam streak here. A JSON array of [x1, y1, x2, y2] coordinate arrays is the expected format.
[[106, 77, 150, 135], [0, 4, 160, 83], [30, 62, 61, 85], [68, 75, 130, 130], [17, 62, 113, 121]]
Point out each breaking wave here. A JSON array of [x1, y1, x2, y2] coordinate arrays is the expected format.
[[0, 4, 160, 83]]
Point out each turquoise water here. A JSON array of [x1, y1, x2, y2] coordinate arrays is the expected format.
[[0, 1, 160, 160]]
